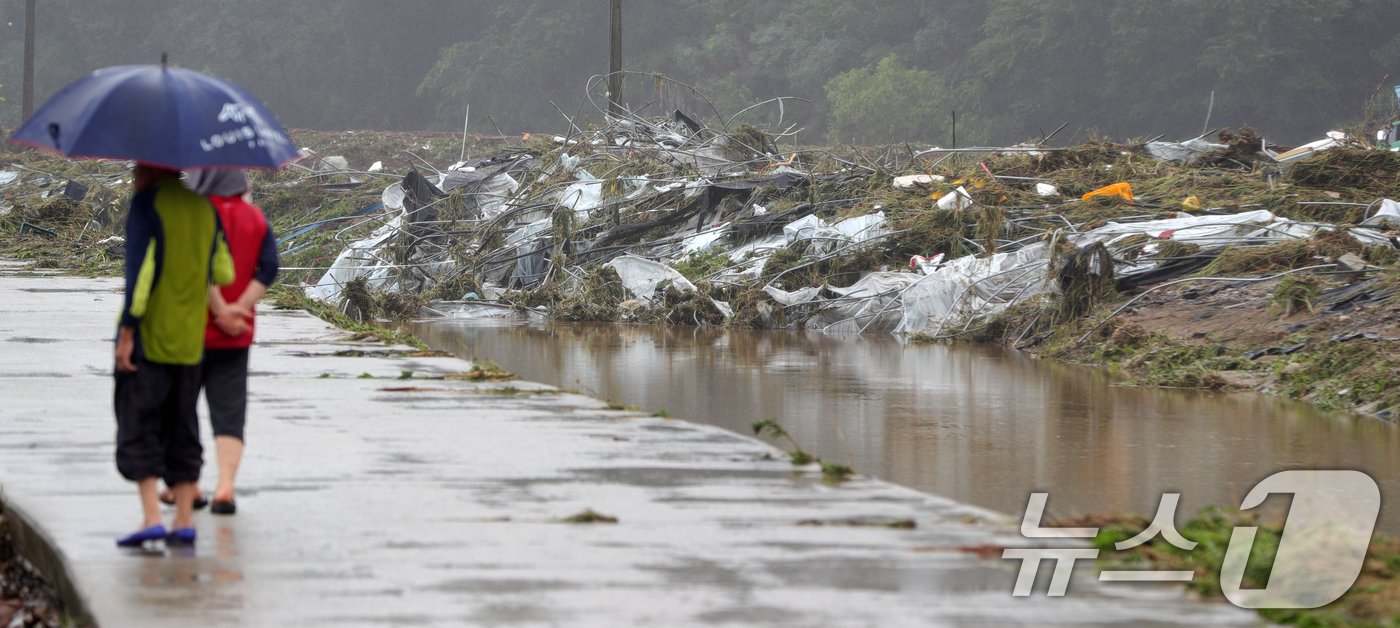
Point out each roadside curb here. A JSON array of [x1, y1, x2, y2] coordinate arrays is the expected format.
[[1, 495, 94, 627]]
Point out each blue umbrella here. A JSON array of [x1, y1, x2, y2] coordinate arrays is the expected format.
[[8, 63, 300, 170]]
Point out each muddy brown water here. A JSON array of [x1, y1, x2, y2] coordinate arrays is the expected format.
[[412, 315, 1400, 534]]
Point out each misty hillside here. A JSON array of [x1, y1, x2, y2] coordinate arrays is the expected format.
[[1, 0, 1397, 145]]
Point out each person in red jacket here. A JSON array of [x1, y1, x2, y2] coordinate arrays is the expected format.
[[163, 168, 279, 515]]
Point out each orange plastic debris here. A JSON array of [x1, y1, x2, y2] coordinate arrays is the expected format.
[[1081, 182, 1133, 202]]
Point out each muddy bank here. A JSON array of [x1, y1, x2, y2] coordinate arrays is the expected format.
[[978, 248, 1400, 418]]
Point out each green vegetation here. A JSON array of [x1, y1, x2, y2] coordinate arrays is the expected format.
[[444, 361, 518, 382], [3, 2, 1395, 143], [825, 55, 947, 145], [672, 250, 729, 284], [1091, 510, 1400, 627], [818, 461, 854, 484], [752, 419, 855, 483], [1272, 276, 1319, 318], [268, 284, 427, 350], [560, 509, 619, 524]]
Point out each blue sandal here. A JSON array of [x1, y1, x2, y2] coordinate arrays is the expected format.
[[116, 524, 167, 547]]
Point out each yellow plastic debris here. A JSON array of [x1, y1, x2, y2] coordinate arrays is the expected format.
[[1181, 196, 1202, 211], [1082, 182, 1133, 202]]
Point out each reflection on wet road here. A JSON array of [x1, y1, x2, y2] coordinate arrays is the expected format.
[[415, 316, 1400, 533]]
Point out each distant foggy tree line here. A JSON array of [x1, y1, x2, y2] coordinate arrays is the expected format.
[[1, 0, 1396, 145]]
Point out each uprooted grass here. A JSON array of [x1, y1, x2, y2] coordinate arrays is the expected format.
[[1271, 275, 1319, 318], [1199, 230, 1364, 276], [268, 284, 426, 349]]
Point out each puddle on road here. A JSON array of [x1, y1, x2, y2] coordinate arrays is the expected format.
[[413, 316, 1400, 533]]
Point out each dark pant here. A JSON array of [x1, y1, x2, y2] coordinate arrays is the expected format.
[[202, 348, 249, 442], [114, 357, 203, 484]]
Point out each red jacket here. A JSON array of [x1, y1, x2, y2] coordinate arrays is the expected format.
[[205, 195, 279, 350]]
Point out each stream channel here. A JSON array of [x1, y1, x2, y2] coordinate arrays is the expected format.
[[412, 314, 1400, 534]]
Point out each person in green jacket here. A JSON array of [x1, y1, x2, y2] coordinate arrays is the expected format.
[[114, 164, 234, 548]]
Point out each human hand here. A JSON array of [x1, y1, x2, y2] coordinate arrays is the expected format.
[[222, 302, 253, 320], [115, 327, 137, 373], [214, 310, 250, 337]]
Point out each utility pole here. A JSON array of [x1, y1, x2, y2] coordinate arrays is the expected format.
[[22, 0, 36, 120], [608, 0, 622, 118]]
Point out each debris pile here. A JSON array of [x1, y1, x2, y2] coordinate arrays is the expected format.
[[4, 98, 1399, 344], [277, 116, 1400, 340]]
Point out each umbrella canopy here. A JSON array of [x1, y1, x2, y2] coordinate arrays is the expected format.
[[8, 64, 300, 170]]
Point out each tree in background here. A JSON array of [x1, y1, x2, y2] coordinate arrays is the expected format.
[[1, 0, 1396, 144], [826, 56, 947, 145]]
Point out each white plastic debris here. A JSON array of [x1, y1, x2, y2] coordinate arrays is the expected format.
[[910, 253, 945, 274], [1275, 131, 1348, 163], [680, 224, 730, 256], [605, 255, 696, 305], [367, 161, 383, 173], [1145, 138, 1228, 164], [833, 211, 887, 244], [782, 215, 841, 248], [1361, 199, 1400, 228], [557, 171, 604, 219], [307, 213, 405, 302], [762, 285, 822, 306], [936, 186, 973, 210], [1035, 182, 1059, 197], [381, 183, 406, 211], [505, 218, 552, 246], [0, 171, 18, 187], [892, 174, 946, 189]]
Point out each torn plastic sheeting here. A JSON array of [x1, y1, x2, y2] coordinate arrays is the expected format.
[[1035, 183, 1059, 197], [505, 218, 552, 246], [430, 302, 540, 320], [892, 174, 945, 189], [763, 285, 822, 307], [1145, 138, 1228, 164], [1361, 199, 1400, 228], [439, 170, 520, 220], [697, 172, 807, 215], [605, 255, 697, 305], [0, 171, 18, 187], [557, 171, 604, 219], [511, 244, 548, 288], [382, 182, 405, 210], [783, 215, 841, 246], [681, 224, 730, 256], [1077, 209, 1277, 246], [833, 211, 887, 244], [806, 272, 922, 333], [895, 244, 1052, 335], [727, 234, 786, 263], [306, 213, 404, 303]]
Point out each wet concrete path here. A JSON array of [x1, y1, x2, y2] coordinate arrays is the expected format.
[[0, 264, 1256, 626]]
